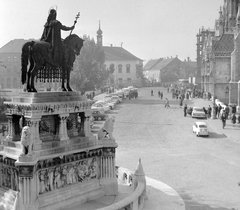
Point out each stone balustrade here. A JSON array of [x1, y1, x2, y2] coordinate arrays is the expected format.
[[98, 182, 145, 210], [98, 159, 147, 210]]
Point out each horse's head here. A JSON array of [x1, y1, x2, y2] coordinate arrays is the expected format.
[[64, 34, 84, 56]]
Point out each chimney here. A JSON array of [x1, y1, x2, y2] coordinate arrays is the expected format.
[[176, 55, 178, 58], [187, 57, 190, 62], [110, 44, 112, 47]]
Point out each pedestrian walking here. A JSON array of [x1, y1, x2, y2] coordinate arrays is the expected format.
[[215, 105, 219, 118], [221, 110, 226, 129], [179, 97, 183, 108], [238, 115, 240, 124], [218, 104, 222, 119], [151, 89, 153, 96], [225, 105, 230, 119], [158, 91, 160, 97], [184, 104, 187, 117], [207, 105, 212, 118], [160, 92, 163, 99], [165, 98, 170, 108], [231, 113, 236, 126]]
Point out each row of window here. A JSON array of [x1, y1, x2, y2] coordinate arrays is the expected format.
[[118, 78, 132, 82], [109, 64, 131, 73], [0, 56, 19, 63]]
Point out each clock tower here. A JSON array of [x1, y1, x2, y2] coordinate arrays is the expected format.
[[97, 21, 103, 46]]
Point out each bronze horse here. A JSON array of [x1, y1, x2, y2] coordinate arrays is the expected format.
[[21, 34, 84, 92]]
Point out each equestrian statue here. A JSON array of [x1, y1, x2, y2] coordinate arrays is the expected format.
[[21, 7, 84, 92]]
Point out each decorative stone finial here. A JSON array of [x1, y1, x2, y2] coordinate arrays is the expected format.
[[134, 158, 145, 176]]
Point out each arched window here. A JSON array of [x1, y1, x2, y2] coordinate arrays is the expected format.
[[126, 64, 131, 73], [109, 64, 115, 73], [118, 64, 122, 73]]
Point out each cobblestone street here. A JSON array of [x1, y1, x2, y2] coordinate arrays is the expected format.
[[113, 87, 240, 210]]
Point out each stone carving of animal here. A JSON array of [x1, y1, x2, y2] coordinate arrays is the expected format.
[[98, 117, 115, 140], [20, 126, 33, 156]]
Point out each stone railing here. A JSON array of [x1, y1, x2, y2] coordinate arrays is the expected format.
[[98, 159, 147, 210]]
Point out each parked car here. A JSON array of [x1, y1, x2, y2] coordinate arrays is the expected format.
[[91, 104, 105, 113], [91, 102, 110, 112], [96, 100, 115, 110], [192, 122, 209, 137], [104, 95, 119, 105], [111, 95, 122, 103], [92, 110, 108, 121], [191, 107, 207, 119], [104, 100, 116, 109], [110, 93, 123, 100]]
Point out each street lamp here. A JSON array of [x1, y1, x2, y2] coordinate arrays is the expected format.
[[211, 83, 216, 119]]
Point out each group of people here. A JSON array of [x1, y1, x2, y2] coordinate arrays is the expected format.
[[151, 90, 164, 99], [158, 91, 163, 99]]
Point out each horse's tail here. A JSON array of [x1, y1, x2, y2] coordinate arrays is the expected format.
[[21, 41, 34, 84]]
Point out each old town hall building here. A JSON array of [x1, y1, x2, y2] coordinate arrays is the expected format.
[[197, 0, 240, 113]]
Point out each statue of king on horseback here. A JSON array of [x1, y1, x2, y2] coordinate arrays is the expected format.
[[21, 7, 84, 92]]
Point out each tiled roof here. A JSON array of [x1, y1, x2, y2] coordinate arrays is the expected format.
[[0, 40, 142, 62], [102, 46, 142, 61], [182, 61, 197, 68], [143, 58, 163, 70], [0, 39, 34, 53], [154, 57, 179, 69], [213, 33, 234, 52]]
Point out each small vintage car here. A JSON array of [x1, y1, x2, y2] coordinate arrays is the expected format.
[[192, 122, 209, 137], [191, 107, 207, 119], [92, 110, 108, 121]]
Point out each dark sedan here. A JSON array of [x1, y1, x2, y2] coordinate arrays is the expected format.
[[92, 110, 108, 121]]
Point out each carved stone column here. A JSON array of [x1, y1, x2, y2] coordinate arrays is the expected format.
[[16, 165, 38, 210], [100, 148, 118, 195], [6, 115, 13, 141], [30, 117, 42, 144], [84, 111, 94, 139], [59, 114, 69, 141]]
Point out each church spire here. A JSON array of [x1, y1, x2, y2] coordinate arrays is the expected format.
[[219, 6, 224, 35], [97, 20, 103, 46]]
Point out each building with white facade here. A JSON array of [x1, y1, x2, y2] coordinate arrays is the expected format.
[[97, 23, 143, 88]]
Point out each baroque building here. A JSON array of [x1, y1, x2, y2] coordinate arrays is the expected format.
[[197, 0, 240, 113], [96, 22, 143, 88]]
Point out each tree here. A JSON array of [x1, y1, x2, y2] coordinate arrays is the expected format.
[[70, 35, 111, 93], [136, 63, 146, 85], [0, 97, 7, 123]]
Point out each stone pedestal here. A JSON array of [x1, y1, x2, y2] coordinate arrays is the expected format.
[[0, 92, 118, 210]]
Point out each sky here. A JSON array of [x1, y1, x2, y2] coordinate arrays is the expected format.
[[0, 0, 222, 64]]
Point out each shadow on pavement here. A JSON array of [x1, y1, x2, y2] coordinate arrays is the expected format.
[[208, 132, 227, 139], [180, 193, 237, 210]]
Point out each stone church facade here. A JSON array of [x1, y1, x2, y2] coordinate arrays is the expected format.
[[197, 0, 240, 113]]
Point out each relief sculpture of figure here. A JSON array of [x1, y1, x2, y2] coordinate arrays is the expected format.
[[40, 7, 75, 66], [20, 126, 33, 156], [98, 117, 115, 140]]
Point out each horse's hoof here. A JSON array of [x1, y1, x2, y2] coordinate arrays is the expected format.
[[32, 88, 37, 92], [61, 88, 67, 92], [67, 88, 73, 91]]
